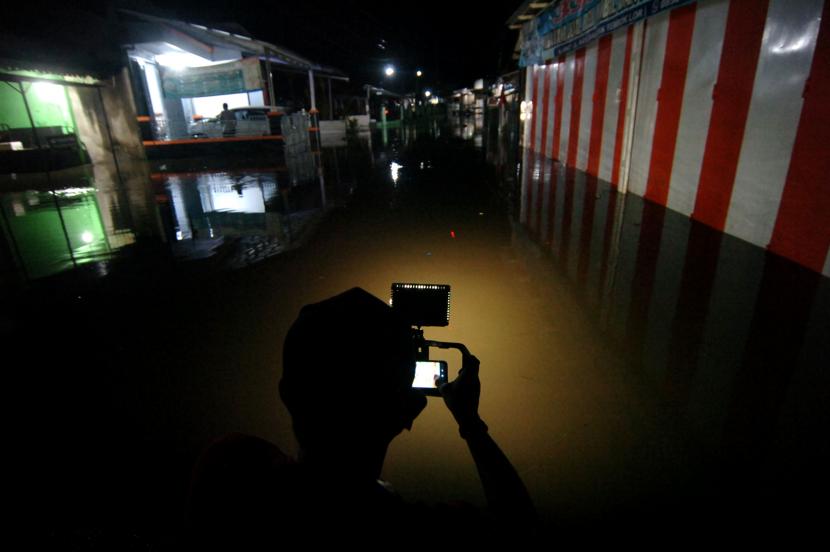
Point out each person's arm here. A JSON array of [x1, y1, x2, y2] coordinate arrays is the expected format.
[[437, 353, 536, 526]]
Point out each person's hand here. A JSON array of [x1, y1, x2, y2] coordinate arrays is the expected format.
[[435, 352, 482, 429]]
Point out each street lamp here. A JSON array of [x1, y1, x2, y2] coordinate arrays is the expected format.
[[416, 70, 423, 77], [384, 65, 395, 77], [424, 90, 432, 98]]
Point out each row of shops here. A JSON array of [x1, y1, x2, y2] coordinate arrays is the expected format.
[[122, 10, 348, 141], [0, 7, 350, 173], [506, 0, 830, 277]]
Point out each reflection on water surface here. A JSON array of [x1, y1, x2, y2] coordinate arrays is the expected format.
[[3, 122, 829, 542], [0, 142, 334, 287]]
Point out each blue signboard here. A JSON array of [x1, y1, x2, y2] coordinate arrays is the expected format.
[[520, 0, 695, 65]]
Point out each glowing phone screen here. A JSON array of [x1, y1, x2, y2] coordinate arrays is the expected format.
[[413, 361, 442, 389]]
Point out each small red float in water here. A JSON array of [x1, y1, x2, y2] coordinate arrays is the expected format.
[[450, 230, 456, 239]]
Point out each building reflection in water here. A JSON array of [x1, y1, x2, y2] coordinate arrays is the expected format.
[[515, 146, 830, 501], [155, 165, 323, 269], [0, 138, 334, 286], [452, 114, 480, 143], [0, 185, 110, 279], [0, 159, 155, 283]]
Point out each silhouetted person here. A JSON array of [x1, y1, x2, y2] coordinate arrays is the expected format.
[[219, 103, 235, 136], [187, 288, 535, 547]]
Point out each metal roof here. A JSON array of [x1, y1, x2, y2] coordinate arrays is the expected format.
[[120, 9, 348, 80], [0, 63, 102, 86]]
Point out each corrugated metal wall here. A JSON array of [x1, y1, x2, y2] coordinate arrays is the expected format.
[[524, 0, 829, 277]]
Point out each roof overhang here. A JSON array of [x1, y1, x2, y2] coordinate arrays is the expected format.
[[506, 1, 552, 28], [120, 9, 348, 80], [0, 62, 103, 87]]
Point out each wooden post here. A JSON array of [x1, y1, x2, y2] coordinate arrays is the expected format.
[[18, 82, 42, 149], [327, 77, 333, 120], [265, 49, 277, 110], [97, 86, 126, 188]]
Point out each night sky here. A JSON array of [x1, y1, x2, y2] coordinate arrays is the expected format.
[[166, 0, 520, 92], [6, 0, 521, 94], [165, 0, 520, 89]]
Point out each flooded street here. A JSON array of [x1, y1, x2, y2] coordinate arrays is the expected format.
[[3, 121, 829, 541]]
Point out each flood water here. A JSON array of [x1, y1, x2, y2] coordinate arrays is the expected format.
[[3, 120, 828, 543]]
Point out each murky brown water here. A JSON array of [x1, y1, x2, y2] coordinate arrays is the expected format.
[[3, 122, 828, 541]]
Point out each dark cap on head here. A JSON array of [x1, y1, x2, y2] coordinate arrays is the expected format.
[[280, 288, 418, 446]]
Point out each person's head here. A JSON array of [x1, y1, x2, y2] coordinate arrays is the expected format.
[[223, 103, 228, 110], [280, 288, 427, 457]]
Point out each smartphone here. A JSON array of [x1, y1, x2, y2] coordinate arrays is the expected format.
[[413, 360, 448, 396]]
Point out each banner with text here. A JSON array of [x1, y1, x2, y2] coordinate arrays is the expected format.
[[162, 57, 262, 99], [520, 0, 694, 66]]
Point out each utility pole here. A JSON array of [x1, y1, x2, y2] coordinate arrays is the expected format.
[[307, 69, 317, 111]]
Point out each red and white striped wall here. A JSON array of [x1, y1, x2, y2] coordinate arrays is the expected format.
[[524, 0, 830, 276]]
